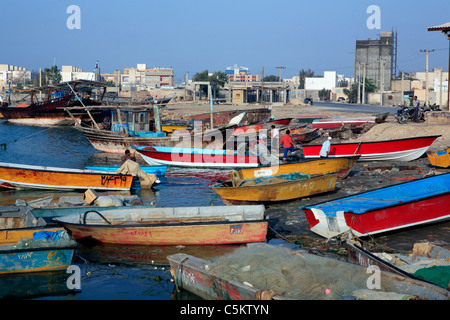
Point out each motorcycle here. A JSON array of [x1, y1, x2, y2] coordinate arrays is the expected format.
[[395, 105, 425, 124]]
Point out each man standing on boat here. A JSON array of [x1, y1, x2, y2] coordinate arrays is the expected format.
[[320, 137, 332, 158], [280, 130, 295, 163]]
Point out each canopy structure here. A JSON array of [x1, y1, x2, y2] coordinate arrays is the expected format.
[[428, 23, 450, 110]]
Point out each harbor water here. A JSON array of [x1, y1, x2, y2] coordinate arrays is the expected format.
[[0, 121, 448, 300]]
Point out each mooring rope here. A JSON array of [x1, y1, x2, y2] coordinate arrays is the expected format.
[[0, 126, 55, 150]]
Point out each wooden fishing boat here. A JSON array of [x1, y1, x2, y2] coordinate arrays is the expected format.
[[0, 80, 107, 126], [311, 116, 377, 130], [290, 127, 319, 143], [302, 135, 441, 161], [235, 157, 359, 180], [188, 108, 271, 127], [168, 243, 449, 300], [0, 206, 76, 275], [301, 172, 450, 239], [133, 146, 259, 168], [232, 118, 293, 135], [52, 205, 268, 245], [85, 164, 167, 176], [346, 240, 450, 289], [427, 147, 450, 168], [0, 162, 134, 191], [211, 173, 337, 205]]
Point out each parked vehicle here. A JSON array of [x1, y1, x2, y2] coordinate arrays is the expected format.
[[395, 105, 425, 124], [304, 98, 313, 105]]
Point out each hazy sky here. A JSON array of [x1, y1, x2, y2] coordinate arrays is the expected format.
[[1, 0, 450, 82]]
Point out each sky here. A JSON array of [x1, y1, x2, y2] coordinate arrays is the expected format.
[[1, 0, 450, 83]]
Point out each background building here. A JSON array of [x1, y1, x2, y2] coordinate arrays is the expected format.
[[305, 71, 337, 90], [61, 65, 97, 82], [354, 31, 396, 91], [226, 65, 258, 82], [120, 64, 174, 91], [0, 64, 32, 87]]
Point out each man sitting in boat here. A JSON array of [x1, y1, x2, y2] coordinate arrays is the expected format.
[[117, 150, 159, 188]]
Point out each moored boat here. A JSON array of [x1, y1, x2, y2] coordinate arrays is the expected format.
[[133, 145, 259, 168], [301, 172, 450, 239], [0, 162, 134, 191], [232, 118, 293, 135], [289, 127, 319, 143], [0, 206, 76, 275], [211, 172, 337, 205], [234, 157, 359, 180], [427, 147, 450, 168], [311, 116, 377, 130], [52, 205, 268, 245], [0, 80, 107, 126], [302, 135, 441, 161], [168, 243, 449, 300]]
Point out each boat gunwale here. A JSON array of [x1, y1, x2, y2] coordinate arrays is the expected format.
[[302, 134, 442, 148], [0, 244, 78, 255]]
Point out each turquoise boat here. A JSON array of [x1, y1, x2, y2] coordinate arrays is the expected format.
[[0, 206, 77, 274], [0, 241, 76, 275], [85, 165, 167, 176]]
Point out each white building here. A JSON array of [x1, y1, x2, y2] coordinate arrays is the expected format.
[[305, 71, 337, 90], [0, 64, 32, 86], [61, 65, 97, 82]]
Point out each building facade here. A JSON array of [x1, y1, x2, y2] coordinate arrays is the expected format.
[[305, 71, 337, 91], [120, 64, 174, 91], [355, 31, 395, 91], [225, 65, 259, 82], [0, 64, 32, 86], [61, 65, 97, 82]]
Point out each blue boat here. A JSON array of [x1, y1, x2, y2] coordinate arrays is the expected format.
[[301, 173, 450, 239], [85, 165, 167, 176], [0, 242, 76, 275], [0, 206, 77, 274]]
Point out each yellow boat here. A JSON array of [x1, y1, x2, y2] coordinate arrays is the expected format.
[[0, 162, 134, 191], [427, 148, 450, 168], [234, 156, 359, 180], [211, 173, 337, 205]]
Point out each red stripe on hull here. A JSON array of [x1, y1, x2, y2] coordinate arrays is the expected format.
[[344, 193, 450, 235], [138, 150, 258, 165], [302, 136, 440, 157]]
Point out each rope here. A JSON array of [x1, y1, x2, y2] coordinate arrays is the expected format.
[[0, 126, 55, 150]]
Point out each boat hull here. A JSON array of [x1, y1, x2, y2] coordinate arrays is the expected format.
[[427, 147, 450, 168], [311, 117, 376, 129], [302, 135, 441, 161], [56, 220, 268, 245], [212, 174, 337, 204], [0, 162, 134, 191], [0, 246, 75, 275], [302, 173, 450, 238], [135, 146, 259, 168], [232, 118, 293, 135], [235, 157, 358, 180]]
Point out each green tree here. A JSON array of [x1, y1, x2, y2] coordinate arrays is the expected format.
[[263, 75, 280, 82], [44, 65, 62, 85], [318, 88, 331, 101], [343, 78, 377, 103], [298, 69, 314, 89]]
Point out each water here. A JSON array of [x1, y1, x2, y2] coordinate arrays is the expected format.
[[0, 121, 448, 300]]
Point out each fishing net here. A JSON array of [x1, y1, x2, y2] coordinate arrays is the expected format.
[[13, 230, 76, 249], [206, 245, 418, 300]]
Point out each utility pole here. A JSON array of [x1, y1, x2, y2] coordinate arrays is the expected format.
[[362, 63, 367, 104], [420, 49, 435, 106], [379, 58, 386, 106], [401, 70, 404, 106], [357, 64, 361, 104], [276, 66, 285, 83]]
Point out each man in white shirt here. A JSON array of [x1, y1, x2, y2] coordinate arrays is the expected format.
[[270, 125, 280, 152], [319, 137, 332, 158]]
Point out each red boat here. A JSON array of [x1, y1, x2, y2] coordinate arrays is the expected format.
[[301, 173, 450, 239], [133, 146, 259, 168], [302, 135, 441, 162], [311, 116, 377, 130], [232, 118, 293, 135]]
